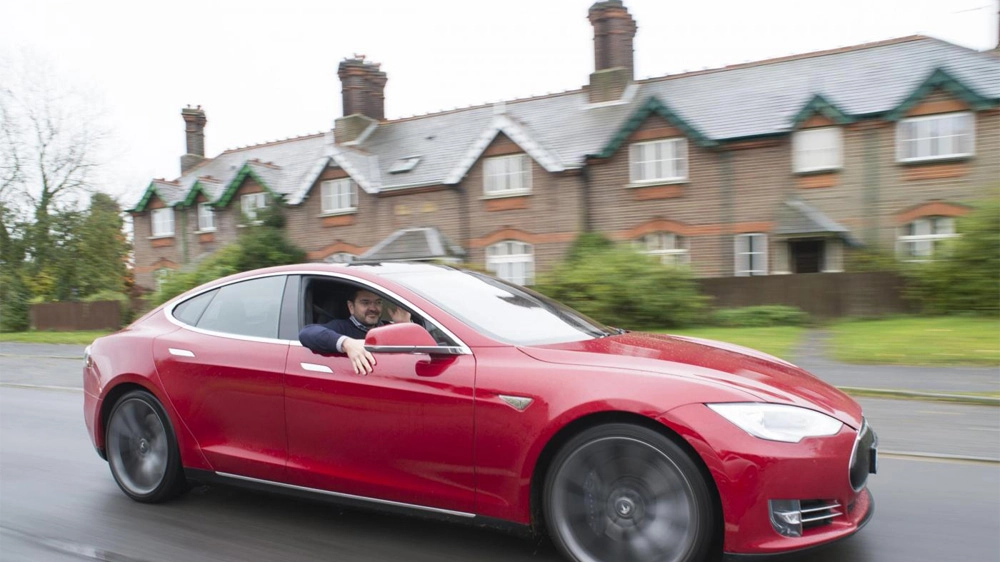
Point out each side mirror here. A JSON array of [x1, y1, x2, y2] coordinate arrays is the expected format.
[[364, 323, 467, 356], [365, 323, 437, 347]]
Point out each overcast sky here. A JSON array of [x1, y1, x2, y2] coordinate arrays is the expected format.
[[1, 0, 996, 205]]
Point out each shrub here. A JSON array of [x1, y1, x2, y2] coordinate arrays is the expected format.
[[904, 198, 1000, 317], [710, 305, 810, 327], [0, 272, 31, 332], [564, 232, 615, 264], [535, 247, 708, 330]]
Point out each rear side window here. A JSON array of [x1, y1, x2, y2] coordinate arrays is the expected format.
[[195, 276, 286, 339], [172, 289, 218, 326]]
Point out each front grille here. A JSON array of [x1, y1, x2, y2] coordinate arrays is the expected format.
[[800, 499, 842, 530], [850, 420, 877, 491]]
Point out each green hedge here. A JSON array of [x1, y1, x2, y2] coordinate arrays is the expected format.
[[709, 305, 809, 327], [904, 198, 1000, 317], [535, 243, 708, 330]]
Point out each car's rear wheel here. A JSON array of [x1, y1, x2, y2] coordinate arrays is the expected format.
[[106, 390, 185, 503], [544, 424, 713, 562]]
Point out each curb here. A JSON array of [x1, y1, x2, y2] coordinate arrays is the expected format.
[[839, 386, 1000, 406]]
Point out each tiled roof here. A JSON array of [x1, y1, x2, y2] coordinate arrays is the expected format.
[[135, 36, 999, 210]]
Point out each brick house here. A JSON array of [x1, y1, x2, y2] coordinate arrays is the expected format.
[[128, 1, 1000, 291]]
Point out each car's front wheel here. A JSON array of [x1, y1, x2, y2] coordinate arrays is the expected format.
[[544, 423, 713, 562], [106, 389, 185, 503]]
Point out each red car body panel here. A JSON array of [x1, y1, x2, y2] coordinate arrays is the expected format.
[[283, 344, 477, 513], [152, 326, 289, 481], [83, 263, 875, 558]]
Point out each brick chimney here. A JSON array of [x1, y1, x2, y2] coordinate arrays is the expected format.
[[587, 1, 637, 103], [337, 56, 387, 120], [335, 56, 387, 143], [180, 105, 207, 174]]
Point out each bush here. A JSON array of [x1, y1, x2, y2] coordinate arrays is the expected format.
[[904, 198, 1000, 317], [564, 232, 615, 264], [152, 207, 306, 306], [535, 247, 708, 330], [710, 305, 809, 327], [0, 272, 31, 332]]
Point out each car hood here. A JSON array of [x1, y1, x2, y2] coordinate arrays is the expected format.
[[522, 332, 863, 428]]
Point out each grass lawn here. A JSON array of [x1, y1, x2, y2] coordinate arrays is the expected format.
[[650, 326, 806, 360], [829, 316, 1000, 366], [0, 330, 114, 345]]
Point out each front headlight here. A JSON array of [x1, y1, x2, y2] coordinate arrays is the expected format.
[[707, 403, 843, 443]]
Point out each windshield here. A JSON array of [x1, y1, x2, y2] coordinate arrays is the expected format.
[[384, 269, 614, 346]]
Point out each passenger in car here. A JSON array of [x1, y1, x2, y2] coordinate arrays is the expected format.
[[299, 288, 411, 375]]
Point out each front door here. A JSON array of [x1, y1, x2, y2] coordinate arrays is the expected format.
[[790, 239, 825, 274], [284, 345, 476, 514]]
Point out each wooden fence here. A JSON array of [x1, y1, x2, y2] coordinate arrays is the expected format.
[[30, 301, 123, 331], [698, 271, 913, 318]]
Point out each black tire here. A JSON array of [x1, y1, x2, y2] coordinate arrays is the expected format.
[[544, 423, 714, 562], [105, 389, 186, 503]]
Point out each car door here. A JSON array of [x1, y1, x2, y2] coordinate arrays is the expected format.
[[284, 282, 476, 514], [153, 274, 290, 481]]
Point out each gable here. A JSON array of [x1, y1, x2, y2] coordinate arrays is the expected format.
[[215, 163, 280, 208], [886, 68, 992, 121], [592, 96, 715, 160]]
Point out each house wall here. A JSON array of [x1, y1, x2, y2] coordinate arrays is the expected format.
[[460, 133, 582, 274], [131, 93, 999, 290]]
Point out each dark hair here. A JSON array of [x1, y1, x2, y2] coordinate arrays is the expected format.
[[347, 287, 378, 302]]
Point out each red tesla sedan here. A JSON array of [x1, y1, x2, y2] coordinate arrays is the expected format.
[[83, 263, 876, 562]]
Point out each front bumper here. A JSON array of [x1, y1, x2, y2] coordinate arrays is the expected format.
[[661, 404, 877, 556]]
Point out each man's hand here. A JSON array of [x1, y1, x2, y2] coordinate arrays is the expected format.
[[342, 337, 375, 375], [389, 306, 411, 324]]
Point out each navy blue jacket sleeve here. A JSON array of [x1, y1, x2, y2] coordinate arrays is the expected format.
[[298, 323, 345, 354]]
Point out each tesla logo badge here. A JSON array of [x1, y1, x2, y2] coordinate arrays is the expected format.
[[499, 395, 533, 411]]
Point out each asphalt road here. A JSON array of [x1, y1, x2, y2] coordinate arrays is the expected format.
[[2, 382, 999, 561]]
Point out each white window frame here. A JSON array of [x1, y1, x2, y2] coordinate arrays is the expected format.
[[735, 233, 768, 276], [484, 154, 532, 197], [896, 112, 975, 163], [896, 216, 957, 261], [197, 202, 215, 232], [320, 179, 358, 214], [151, 207, 174, 237], [792, 127, 843, 173], [485, 240, 534, 285], [634, 232, 690, 266], [629, 138, 688, 184], [241, 192, 269, 222]]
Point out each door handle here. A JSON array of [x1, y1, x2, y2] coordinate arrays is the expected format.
[[300, 362, 334, 374], [168, 348, 195, 358]]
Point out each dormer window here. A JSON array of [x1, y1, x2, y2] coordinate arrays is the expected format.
[[241, 192, 269, 221], [321, 179, 358, 214], [897, 112, 974, 162], [151, 208, 174, 237], [197, 202, 215, 232], [484, 154, 531, 196], [629, 138, 687, 183], [793, 127, 842, 173]]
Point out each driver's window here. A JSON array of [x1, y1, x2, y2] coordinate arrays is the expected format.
[[304, 277, 454, 346]]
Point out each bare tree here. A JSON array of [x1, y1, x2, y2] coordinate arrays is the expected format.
[[0, 51, 109, 268]]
